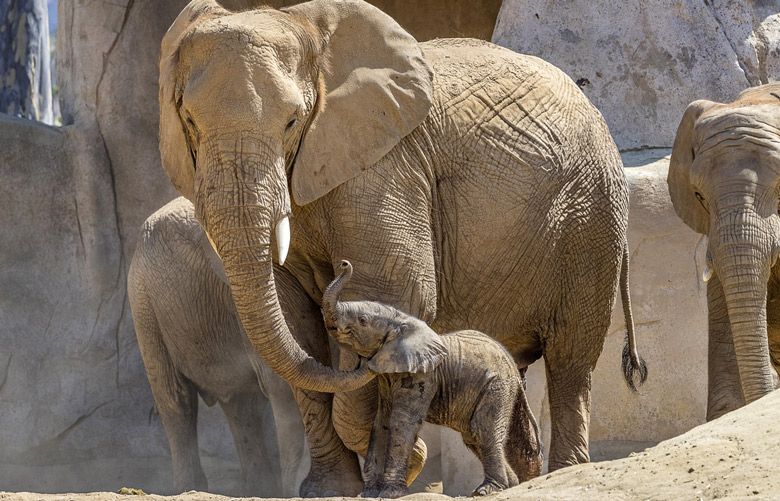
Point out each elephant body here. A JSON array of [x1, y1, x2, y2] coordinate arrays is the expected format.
[[321, 262, 542, 498], [286, 39, 635, 470], [158, 1, 644, 492], [128, 197, 315, 496], [668, 84, 780, 419]]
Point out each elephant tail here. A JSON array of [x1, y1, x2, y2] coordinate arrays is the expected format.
[[620, 244, 648, 392]]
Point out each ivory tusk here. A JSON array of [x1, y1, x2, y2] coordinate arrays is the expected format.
[[702, 265, 713, 283], [275, 215, 290, 265], [206, 232, 220, 258]]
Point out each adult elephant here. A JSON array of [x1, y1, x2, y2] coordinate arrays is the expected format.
[[668, 84, 780, 421], [158, 0, 645, 493]]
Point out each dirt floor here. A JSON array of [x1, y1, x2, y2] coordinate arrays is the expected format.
[[3, 390, 779, 500]]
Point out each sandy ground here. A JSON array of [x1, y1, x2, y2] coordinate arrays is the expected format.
[[3, 390, 780, 501]]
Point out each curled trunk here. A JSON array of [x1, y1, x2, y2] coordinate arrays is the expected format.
[[322, 260, 353, 330], [201, 145, 373, 394]]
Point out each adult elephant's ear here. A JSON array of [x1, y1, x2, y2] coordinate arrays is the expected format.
[[368, 325, 446, 374], [284, 0, 434, 206], [667, 99, 716, 235], [159, 0, 226, 202]]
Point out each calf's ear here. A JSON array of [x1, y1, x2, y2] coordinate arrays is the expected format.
[[368, 325, 446, 374]]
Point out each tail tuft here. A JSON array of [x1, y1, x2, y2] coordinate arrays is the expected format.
[[622, 333, 648, 392]]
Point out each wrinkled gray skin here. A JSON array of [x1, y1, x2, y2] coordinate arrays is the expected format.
[[322, 261, 543, 498], [159, 1, 646, 493], [128, 197, 321, 496], [668, 83, 780, 420]]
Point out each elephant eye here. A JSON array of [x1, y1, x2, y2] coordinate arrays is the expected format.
[[358, 315, 368, 327], [285, 118, 297, 132], [693, 191, 709, 212]]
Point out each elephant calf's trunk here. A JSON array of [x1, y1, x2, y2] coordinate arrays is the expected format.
[[322, 260, 353, 329]]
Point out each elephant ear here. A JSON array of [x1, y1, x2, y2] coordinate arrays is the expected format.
[[159, 0, 227, 202], [283, 0, 434, 206], [368, 324, 447, 374], [667, 99, 717, 235]]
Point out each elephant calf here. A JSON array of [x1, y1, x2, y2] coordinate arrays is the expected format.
[[128, 197, 314, 496], [322, 261, 543, 498]]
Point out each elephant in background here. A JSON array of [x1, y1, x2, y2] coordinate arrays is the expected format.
[[158, 0, 646, 493], [668, 83, 780, 420], [128, 197, 318, 496]]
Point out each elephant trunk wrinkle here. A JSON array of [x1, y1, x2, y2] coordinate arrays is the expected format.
[[711, 214, 775, 403]]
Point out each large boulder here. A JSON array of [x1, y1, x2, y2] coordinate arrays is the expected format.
[[493, 0, 780, 150]]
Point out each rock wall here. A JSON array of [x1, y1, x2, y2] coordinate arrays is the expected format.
[[493, 0, 780, 150]]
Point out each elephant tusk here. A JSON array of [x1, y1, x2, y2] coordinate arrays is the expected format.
[[702, 265, 713, 283], [206, 232, 220, 258], [275, 215, 290, 265]]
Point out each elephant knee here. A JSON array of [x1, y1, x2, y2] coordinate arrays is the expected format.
[[333, 414, 370, 456]]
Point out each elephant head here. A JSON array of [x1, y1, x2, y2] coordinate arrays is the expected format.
[[668, 84, 780, 404], [323, 260, 447, 373], [159, 0, 433, 392]]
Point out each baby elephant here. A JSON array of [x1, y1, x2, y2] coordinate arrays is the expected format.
[[323, 261, 543, 498]]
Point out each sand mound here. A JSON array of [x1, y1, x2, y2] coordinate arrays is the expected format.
[[3, 390, 779, 500]]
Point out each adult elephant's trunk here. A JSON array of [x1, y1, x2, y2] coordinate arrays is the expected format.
[[322, 260, 353, 330], [711, 208, 776, 404], [198, 137, 374, 394]]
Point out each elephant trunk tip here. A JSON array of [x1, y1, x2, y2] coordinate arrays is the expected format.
[[322, 260, 354, 330], [622, 337, 648, 392]]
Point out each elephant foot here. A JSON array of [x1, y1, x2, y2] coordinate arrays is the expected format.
[[174, 471, 208, 495], [472, 479, 506, 496], [362, 482, 409, 499], [299, 455, 364, 497]]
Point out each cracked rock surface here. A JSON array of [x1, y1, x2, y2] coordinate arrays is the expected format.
[[493, 0, 780, 150]]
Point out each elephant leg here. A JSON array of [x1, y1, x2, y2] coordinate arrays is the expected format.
[[221, 389, 281, 497], [544, 359, 591, 471], [468, 382, 516, 495], [706, 275, 745, 420], [263, 372, 308, 497], [132, 291, 206, 492], [329, 352, 433, 485], [543, 297, 608, 471], [295, 387, 364, 497], [373, 375, 435, 499], [333, 349, 377, 458], [288, 322, 364, 497], [159, 381, 206, 493]]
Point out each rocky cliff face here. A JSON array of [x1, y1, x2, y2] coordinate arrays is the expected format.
[[493, 0, 780, 150]]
